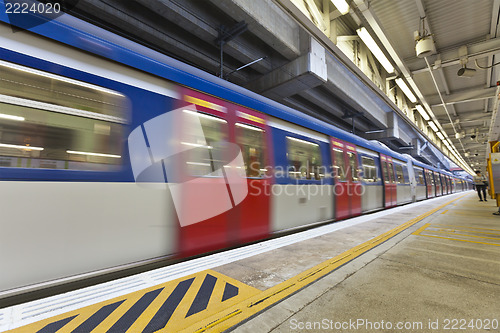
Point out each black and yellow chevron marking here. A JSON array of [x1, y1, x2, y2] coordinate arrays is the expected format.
[[8, 270, 260, 333]]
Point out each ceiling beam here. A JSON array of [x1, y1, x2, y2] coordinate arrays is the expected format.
[[428, 86, 497, 107]]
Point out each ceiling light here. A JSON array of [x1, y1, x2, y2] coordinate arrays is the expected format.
[[183, 110, 226, 123], [0, 59, 124, 97], [287, 136, 319, 146], [415, 105, 430, 121], [331, 0, 349, 15], [428, 121, 439, 132], [0, 143, 43, 151], [0, 113, 25, 121], [356, 27, 395, 73], [395, 78, 417, 103], [415, 36, 436, 58], [437, 132, 445, 140], [235, 123, 264, 131], [66, 150, 121, 158]]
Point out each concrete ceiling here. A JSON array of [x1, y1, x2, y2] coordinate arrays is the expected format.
[[62, 0, 500, 174]]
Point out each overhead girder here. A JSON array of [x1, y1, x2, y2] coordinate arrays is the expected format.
[[135, 0, 274, 74], [208, 0, 301, 60], [427, 86, 497, 107]]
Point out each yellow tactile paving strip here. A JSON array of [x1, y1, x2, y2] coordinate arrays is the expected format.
[[7, 270, 260, 333]]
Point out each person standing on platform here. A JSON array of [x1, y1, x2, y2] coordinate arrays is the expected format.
[[473, 170, 488, 202]]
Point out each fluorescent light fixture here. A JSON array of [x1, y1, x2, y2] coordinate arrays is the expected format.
[[415, 105, 430, 121], [0, 143, 43, 151], [356, 27, 394, 73], [437, 132, 445, 140], [66, 150, 121, 158], [331, 0, 349, 14], [395, 78, 417, 103], [0, 59, 124, 97], [286, 136, 319, 146], [181, 142, 213, 149], [186, 162, 211, 167], [235, 123, 264, 131], [183, 110, 226, 123], [0, 113, 25, 121], [428, 121, 439, 132]]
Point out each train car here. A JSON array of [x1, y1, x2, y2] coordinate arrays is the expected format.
[[0, 7, 470, 296]]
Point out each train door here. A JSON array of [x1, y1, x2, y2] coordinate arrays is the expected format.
[[380, 154, 396, 208], [424, 169, 434, 198], [175, 90, 231, 256], [331, 138, 361, 219], [232, 105, 271, 243], [388, 159, 397, 206], [177, 88, 271, 256], [434, 171, 441, 196], [346, 143, 362, 216]]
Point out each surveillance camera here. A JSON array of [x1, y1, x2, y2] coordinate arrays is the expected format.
[[471, 135, 476, 139], [475, 153, 479, 156], [457, 67, 476, 78]]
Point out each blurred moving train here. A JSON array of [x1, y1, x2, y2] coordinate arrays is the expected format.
[[0, 6, 472, 295]]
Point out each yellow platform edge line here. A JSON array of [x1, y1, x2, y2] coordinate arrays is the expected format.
[[412, 223, 431, 236], [429, 227, 500, 236], [431, 224, 500, 232], [416, 234, 500, 247], [422, 229, 500, 240], [182, 194, 467, 333]]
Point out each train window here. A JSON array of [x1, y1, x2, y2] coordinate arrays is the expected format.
[[0, 60, 127, 120], [402, 165, 410, 184], [236, 123, 266, 178], [429, 171, 435, 185], [287, 137, 323, 180], [347, 152, 359, 182], [332, 148, 346, 181], [361, 156, 377, 183], [0, 61, 127, 171], [183, 112, 228, 176], [388, 163, 395, 183], [414, 169, 425, 185], [395, 164, 404, 184], [382, 162, 389, 183]]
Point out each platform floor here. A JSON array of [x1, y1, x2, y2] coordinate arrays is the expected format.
[[2, 191, 499, 333]]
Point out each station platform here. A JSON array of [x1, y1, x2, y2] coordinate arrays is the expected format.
[[1, 191, 499, 333]]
